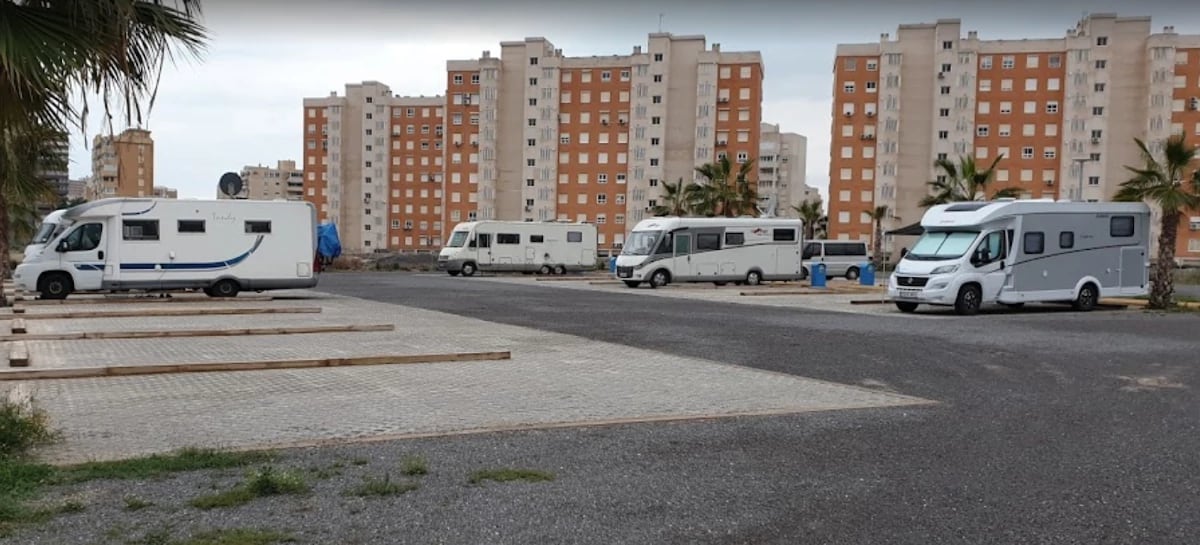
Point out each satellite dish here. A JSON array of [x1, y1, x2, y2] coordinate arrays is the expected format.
[[218, 172, 244, 197]]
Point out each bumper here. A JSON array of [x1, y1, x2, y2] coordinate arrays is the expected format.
[[11, 266, 35, 292], [888, 275, 957, 305], [437, 258, 463, 272], [614, 265, 646, 281]]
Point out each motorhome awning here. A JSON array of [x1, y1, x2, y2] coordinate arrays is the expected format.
[[885, 222, 924, 236]]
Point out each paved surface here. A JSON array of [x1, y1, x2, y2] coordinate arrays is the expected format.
[[305, 272, 1200, 544], [9, 291, 927, 464]]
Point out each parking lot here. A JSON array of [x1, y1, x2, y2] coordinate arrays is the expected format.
[[2, 272, 1198, 544]]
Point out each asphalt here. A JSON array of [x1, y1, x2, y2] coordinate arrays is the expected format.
[[306, 272, 1200, 545]]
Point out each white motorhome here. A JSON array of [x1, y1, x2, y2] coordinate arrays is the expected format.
[[13, 198, 319, 299], [438, 221, 598, 276], [888, 199, 1151, 315], [615, 217, 805, 288]]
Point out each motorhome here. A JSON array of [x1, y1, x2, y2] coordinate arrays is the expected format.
[[13, 198, 319, 299], [615, 217, 805, 288], [887, 199, 1151, 315], [438, 221, 598, 276], [801, 239, 870, 280]]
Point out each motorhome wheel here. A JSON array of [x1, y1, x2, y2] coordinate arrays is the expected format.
[[539, 265, 551, 275], [209, 279, 240, 298], [460, 262, 477, 276], [745, 271, 762, 286], [954, 284, 982, 316], [649, 270, 670, 288], [553, 265, 566, 275], [39, 273, 73, 300], [1072, 283, 1098, 312]]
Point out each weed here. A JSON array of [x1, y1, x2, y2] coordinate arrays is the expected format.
[[345, 473, 418, 497], [350, 458, 369, 466], [467, 468, 555, 485], [0, 393, 60, 459], [59, 448, 273, 484], [399, 455, 428, 476], [190, 467, 308, 510], [124, 496, 153, 511]]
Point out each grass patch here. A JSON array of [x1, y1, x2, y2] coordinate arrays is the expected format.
[[345, 473, 418, 497], [350, 458, 369, 466], [399, 455, 428, 476], [124, 496, 153, 511], [59, 448, 273, 484], [467, 468, 555, 485], [129, 527, 292, 545], [0, 393, 60, 459], [190, 467, 309, 510]]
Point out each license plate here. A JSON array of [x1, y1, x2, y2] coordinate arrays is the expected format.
[[618, 271, 631, 278], [896, 289, 921, 299]]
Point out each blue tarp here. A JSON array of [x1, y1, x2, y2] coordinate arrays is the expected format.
[[317, 222, 342, 259]]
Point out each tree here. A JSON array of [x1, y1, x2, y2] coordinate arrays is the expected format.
[[0, 0, 208, 305], [792, 198, 825, 240], [867, 204, 890, 265], [651, 178, 692, 216], [693, 156, 757, 217], [919, 155, 1021, 207], [1113, 134, 1200, 309]]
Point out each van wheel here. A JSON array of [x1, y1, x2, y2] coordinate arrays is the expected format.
[[1072, 283, 1098, 311], [954, 284, 982, 316], [846, 267, 860, 281], [538, 265, 551, 275], [649, 270, 670, 289], [554, 265, 566, 275], [209, 279, 240, 298], [623, 281, 641, 288], [895, 301, 919, 313], [799, 267, 809, 281], [39, 273, 73, 300], [745, 271, 763, 286], [461, 262, 477, 277]]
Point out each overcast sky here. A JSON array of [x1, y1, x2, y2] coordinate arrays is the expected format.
[[64, 0, 1195, 200]]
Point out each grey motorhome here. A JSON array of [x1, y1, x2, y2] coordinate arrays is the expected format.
[[888, 199, 1151, 315]]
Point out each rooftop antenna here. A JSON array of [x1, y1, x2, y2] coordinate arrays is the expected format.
[[658, 13, 664, 32]]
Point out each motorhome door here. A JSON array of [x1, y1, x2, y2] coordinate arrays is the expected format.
[[672, 232, 692, 278], [973, 230, 1008, 299], [56, 222, 107, 290], [475, 233, 492, 265]]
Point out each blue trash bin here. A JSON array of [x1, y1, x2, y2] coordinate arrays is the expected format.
[[811, 263, 827, 288], [860, 262, 876, 286], [608, 256, 617, 273]]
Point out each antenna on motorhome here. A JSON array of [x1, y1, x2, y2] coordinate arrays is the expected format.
[[218, 172, 244, 198], [757, 193, 778, 218]]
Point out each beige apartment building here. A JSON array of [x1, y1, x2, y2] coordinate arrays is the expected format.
[[87, 128, 154, 200], [304, 33, 764, 253], [829, 14, 1200, 261], [152, 186, 178, 199], [221, 160, 305, 201], [758, 123, 816, 216]]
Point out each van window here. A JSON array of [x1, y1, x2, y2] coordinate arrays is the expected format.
[[696, 233, 720, 251], [530, 235, 545, 243], [1023, 232, 1045, 254], [123, 220, 159, 241], [567, 231, 582, 243], [1059, 231, 1074, 249], [802, 242, 821, 259], [497, 233, 519, 244], [245, 220, 271, 234], [1110, 216, 1134, 237], [724, 232, 744, 246], [178, 220, 205, 234], [826, 243, 866, 256], [773, 228, 797, 242]]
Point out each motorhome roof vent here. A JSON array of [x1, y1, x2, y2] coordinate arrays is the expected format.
[[945, 202, 991, 212], [994, 197, 1016, 202]]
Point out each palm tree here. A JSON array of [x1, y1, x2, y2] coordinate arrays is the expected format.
[[919, 154, 1021, 207], [867, 205, 890, 265], [1113, 134, 1200, 309], [0, 0, 208, 306], [792, 198, 825, 240], [651, 178, 692, 216], [693, 156, 757, 217]]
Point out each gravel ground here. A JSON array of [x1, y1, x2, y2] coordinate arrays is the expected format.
[[4, 271, 1198, 544]]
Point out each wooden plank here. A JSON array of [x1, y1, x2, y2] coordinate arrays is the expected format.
[[17, 295, 274, 306], [0, 350, 511, 380], [0, 323, 394, 342], [7, 341, 29, 367], [10, 319, 26, 334], [2, 307, 322, 321]]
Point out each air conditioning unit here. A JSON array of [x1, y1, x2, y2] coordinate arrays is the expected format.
[[1091, 137, 1101, 144], [1045, 179, 1055, 186], [454, 142, 462, 147], [844, 111, 853, 117], [601, 120, 609, 126], [717, 140, 727, 146], [619, 120, 627, 125], [937, 72, 945, 79], [866, 111, 876, 117], [718, 97, 729, 103]]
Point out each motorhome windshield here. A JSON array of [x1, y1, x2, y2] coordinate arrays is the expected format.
[[446, 231, 469, 248], [906, 231, 980, 261], [32, 221, 62, 245], [622, 231, 662, 256]]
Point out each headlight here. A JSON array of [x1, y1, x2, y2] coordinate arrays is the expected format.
[[930, 265, 959, 275]]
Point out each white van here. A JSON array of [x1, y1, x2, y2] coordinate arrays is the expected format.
[[13, 198, 319, 299], [438, 221, 598, 276], [615, 217, 805, 288], [801, 239, 870, 280], [888, 199, 1151, 315]]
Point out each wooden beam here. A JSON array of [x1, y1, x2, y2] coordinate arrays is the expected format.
[[0, 323, 394, 342], [0, 350, 511, 380], [1, 307, 322, 321]]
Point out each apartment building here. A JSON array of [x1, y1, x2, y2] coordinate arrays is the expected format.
[[151, 186, 178, 199], [758, 123, 815, 216], [828, 14, 1200, 261], [87, 128, 153, 200], [305, 33, 763, 254], [40, 133, 70, 203], [222, 160, 305, 201]]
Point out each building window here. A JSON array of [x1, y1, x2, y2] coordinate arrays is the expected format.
[[1095, 60, 1107, 69], [1096, 36, 1108, 46]]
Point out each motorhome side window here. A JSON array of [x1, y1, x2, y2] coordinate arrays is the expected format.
[[1110, 216, 1134, 237], [1023, 232, 1045, 254], [62, 223, 103, 251], [178, 220, 205, 234], [122, 220, 159, 241], [1059, 231, 1074, 249], [696, 233, 720, 251], [530, 235, 545, 243], [567, 231, 582, 243], [497, 233, 520, 244], [724, 232, 744, 246], [977, 232, 1005, 262], [772, 229, 796, 242], [245, 220, 272, 234]]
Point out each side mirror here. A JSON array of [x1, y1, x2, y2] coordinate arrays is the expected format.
[[56, 240, 69, 252]]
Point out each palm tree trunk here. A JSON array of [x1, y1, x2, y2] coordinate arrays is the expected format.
[[0, 190, 10, 308], [1149, 211, 1179, 309], [872, 220, 883, 266]]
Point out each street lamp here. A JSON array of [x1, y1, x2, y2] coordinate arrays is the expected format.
[[1071, 157, 1096, 201]]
